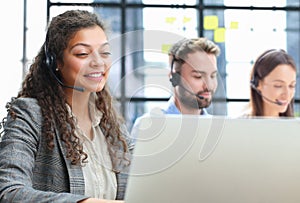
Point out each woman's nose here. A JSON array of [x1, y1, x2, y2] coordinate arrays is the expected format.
[[90, 53, 105, 67]]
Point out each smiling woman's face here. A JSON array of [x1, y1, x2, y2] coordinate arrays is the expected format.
[[58, 25, 112, 93], [257, 64, 296, 116]]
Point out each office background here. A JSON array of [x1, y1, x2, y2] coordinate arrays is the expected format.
[[0, 0, 299, 130]]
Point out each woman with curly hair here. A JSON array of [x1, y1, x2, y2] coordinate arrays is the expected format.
[[0, 10, 133, 203]]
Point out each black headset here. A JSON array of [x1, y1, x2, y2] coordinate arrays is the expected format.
[[250, 49, 280, 88], [252, 49, 286, 82], [169, 55, 183, 87], [250, 73, 259, 88], [42, 33, 85, 92], [43, 34, 57, 72], [250, 68, 283, 106]]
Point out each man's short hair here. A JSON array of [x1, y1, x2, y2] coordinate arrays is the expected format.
[[168, 37, 220, 72]]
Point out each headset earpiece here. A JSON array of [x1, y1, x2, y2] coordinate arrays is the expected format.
[[44, 38, 57, 72], [47, 54, 56, 70], [170, 72, 181, 87], [45, 50, 56, 71], [250, 75, 259, 88], [169, 55, 182, 87]]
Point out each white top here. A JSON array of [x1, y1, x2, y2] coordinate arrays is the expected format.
[[69, 93, 117, 199]]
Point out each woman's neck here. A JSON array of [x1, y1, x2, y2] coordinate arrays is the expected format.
[[65, 90, 94, 139], [263, 108, 279, 117]]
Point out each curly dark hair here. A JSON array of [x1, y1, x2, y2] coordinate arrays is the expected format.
[[7, 10, 129, 171]]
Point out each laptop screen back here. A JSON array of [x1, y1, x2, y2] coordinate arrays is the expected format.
[[125, 115, 300, 203]]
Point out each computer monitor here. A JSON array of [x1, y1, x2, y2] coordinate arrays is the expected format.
[[125, 115, 300, 203]]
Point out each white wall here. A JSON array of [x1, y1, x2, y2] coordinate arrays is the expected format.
[[0, 0, 46, 119]]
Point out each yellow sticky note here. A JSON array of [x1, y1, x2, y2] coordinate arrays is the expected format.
[[214, 28, 226, 43], [230, 21, 239, 29], [183, 16, 191, 23], [162, 44, 172, 54], [204, 15, 218, 30], [165, 17, 176, 24]]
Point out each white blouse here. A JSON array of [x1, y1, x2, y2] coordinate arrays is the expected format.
[[70, 93, 117, 199]]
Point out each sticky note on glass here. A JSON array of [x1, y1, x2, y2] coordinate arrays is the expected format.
[[183, 16, 191, 24], [230, 21, 239, 29], [165, 17, 176, 24], [214, 28, 226, 43], [204, 15, 218, 30], [162, 44, 172, 54]]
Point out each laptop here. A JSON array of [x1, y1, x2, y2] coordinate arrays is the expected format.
[[125, 115, 300, 203]]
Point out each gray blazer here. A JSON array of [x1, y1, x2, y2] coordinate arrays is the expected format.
[[0, 98, 132, 203]]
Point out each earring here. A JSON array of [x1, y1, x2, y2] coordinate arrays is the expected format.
[[55, 67, 59, 71]]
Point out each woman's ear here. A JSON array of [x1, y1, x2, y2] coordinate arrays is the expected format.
[[57, 60, 63, 70]]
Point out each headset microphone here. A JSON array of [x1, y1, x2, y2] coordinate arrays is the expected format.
[[250, 83, 282, 106], [51, 71, 85, 92]]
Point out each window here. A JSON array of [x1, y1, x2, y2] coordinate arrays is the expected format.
[[7, 0, 299, 129]]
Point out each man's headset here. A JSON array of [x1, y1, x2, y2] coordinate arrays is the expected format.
[[169, 55, 182, 87], [169, 55, 204, 100]]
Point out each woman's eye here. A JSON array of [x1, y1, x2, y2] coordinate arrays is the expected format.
[[75, 53, 88, 57]]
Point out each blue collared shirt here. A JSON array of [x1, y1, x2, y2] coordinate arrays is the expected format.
[[161, 96, 209, 115]]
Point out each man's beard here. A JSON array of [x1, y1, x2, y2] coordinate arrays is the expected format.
[[177, 86, 213, 110]]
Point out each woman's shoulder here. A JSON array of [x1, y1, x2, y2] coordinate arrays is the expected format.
[[1, 97, 43, 143], [11, 97, 38, 106], [8, 97, 42, 122]]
